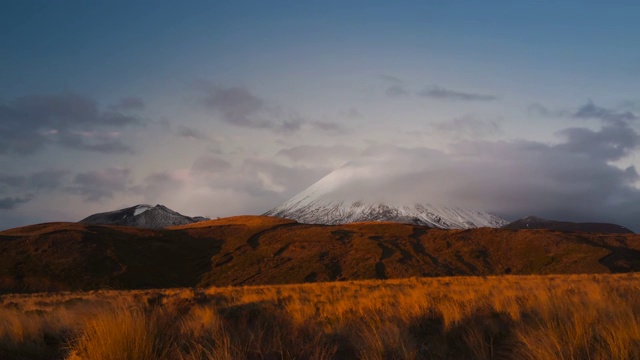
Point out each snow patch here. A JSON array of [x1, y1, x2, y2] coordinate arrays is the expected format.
[[134, 205, 153, 216]]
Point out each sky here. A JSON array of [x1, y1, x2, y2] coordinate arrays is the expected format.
[[2, 1, 640, 230]]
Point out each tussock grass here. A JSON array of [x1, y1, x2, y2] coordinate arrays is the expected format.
[[1, 274, 640, 359]]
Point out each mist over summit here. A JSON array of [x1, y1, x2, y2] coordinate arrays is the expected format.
[[265, 154, 508, 228]]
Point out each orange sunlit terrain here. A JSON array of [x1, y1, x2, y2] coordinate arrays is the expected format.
[[3, 216, 640, 358], [2, 216, 640, 294], [2, 273, 640, 359]]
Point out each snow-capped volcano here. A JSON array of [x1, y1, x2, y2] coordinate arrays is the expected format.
[[79, 204, 208, 229], [264, 160, 508, 229]]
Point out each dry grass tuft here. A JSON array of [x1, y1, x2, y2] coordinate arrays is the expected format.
[[66, 301, 176, 360]]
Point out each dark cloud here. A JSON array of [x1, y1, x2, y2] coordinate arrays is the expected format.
[[419, 86, 498, 101], [176, 125, 211, 141], [0, 105, 48, 154], [0, 196, 33, 210], [196, 83, 271, 128], [529, 101, 639, 127], [431, 116, 502, 138], [279, 119, 303, 133], [573, 101, 638, 124], [527, 101, 640, 161], [109, 97, 145, 111], [309, 121, 348, 134], [0, 174, 25, 187], [57, 131, 133, 153], [0, 168, 69, 207], [527, 103, 566, 118], [556, 123, 640, 161], [10, 94, 139, 127], [0, 93, 141, 155], [67, 167, 131, 201], [27, 169, 70, 190], [195, 82, 347, 134], [196, 83, 278, 129]]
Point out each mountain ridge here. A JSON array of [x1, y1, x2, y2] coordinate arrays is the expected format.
[[79, 204, 208, 229], [3, 215, 640, 294], [503, 216, 634, 234]]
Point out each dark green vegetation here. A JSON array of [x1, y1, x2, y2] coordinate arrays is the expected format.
[[1, 216, 640, 293]]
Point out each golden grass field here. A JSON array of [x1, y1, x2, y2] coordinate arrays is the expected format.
[[1, 273, 640, 359]]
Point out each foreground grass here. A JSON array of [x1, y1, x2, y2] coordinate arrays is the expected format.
[[1, 274, 639, 359]]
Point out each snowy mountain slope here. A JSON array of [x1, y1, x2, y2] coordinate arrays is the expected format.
[[79, 204, 208, 229], [264, 164, 507, 229]]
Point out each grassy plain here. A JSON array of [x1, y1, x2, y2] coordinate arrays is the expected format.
[[2, 273, 639, 359]]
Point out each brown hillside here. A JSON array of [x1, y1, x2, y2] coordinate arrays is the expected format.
[[1, 216, 640, 293]]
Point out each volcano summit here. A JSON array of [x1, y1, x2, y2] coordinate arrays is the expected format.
[[265, 161, 507, 229]]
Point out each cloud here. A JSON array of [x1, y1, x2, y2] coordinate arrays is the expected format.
[[419, 86, 498, 101], [135, 156, 330, 218], [309, 121, 348, 134], [190, 156, 328, 197], [377, 74, 403, 84], [191, 155, 232, 174], [235, 158, 330, 198], [313, 121, 640, 230], [573, 101, 638, 124], [277, 145, 358, 167], [431, 115, 502, 139], [386, 85, 409, 97], [556, 123, 640, 161], [0, 93, 141, 155], [109, 97, 145, 111], [279, 119, 303, 133], [27, 169, 70, 190], [195, 82, 348, 135], [176, 125, 211, 141], [137, 171, 187, 202], [619, 100, 640, 113], [527, 103, 568, 118], [377, 75, 409, 98], [0, 196, 33, 210], [0, 174, 25, 188], [0, 168, 69, 208], [344, 107, 362, 118], [529, 101, 639, 129], [67, 167, 132, 201], [194, 83, 297, 132], [56, 131, 133, 153], [197, 84, 269, 127]]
